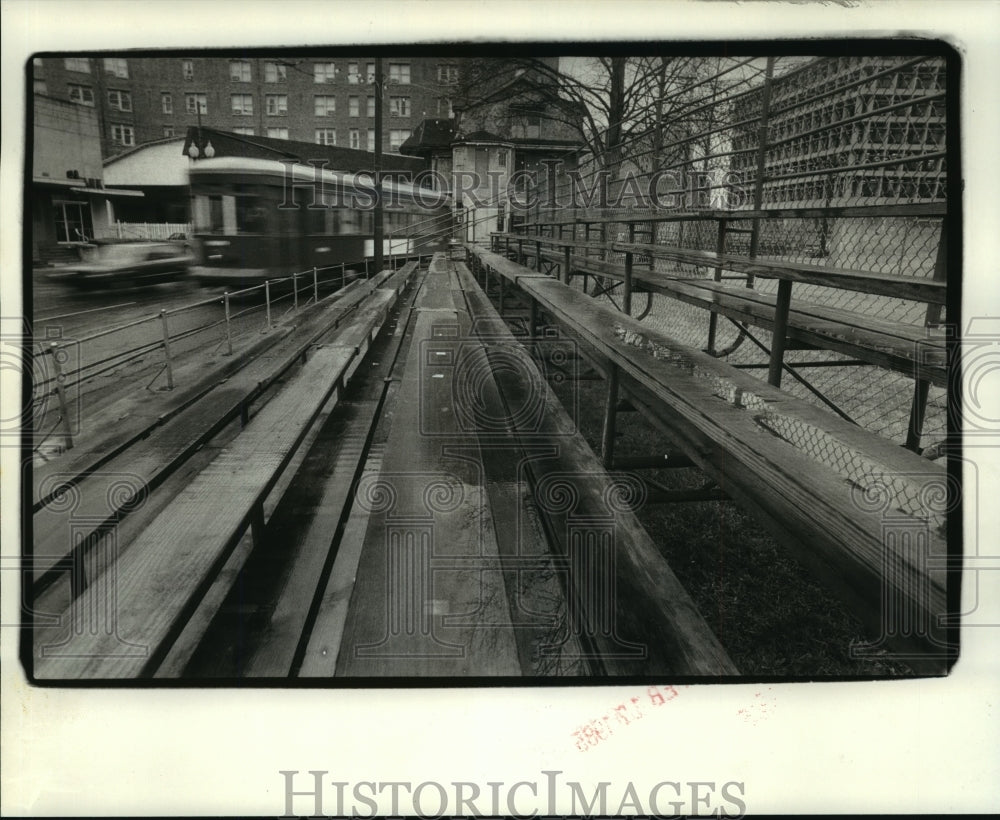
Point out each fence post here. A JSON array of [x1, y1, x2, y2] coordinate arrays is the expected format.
[[159, 309, 175, 389], [623, 250, 633, 316], [293, 272, 299, 310], [264, 281, 272, 330], [767, 280, 792, 387], [48, 342, 74, 449], [223, 292, 233, 355], [746, 55, 776, 289], [313, 266, 319, 302]]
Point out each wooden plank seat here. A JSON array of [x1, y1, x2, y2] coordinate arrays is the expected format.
[[30, 264, 418, 598], [468, 245, 951, 670], [451, 260, 737, 676], [33, 269, 417, 680], [486, 235, 947, 387]]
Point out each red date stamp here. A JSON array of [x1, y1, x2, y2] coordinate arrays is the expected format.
[[571, 685, 679, 752]]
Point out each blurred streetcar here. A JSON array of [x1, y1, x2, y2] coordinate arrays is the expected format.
[[187, 157, 453, 290]]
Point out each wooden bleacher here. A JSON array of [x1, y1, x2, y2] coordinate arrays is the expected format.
[[467, 244, 951, 670], [32, 265, 417, 679]]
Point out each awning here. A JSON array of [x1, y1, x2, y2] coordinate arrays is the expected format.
[[79, 187, 144, 198]]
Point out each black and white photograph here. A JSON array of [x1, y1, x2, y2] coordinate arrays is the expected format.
[[22, 44, 960, 681], [2, 0, 998, 816]]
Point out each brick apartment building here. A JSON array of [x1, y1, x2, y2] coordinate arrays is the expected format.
[[31, 54, 462, 159]]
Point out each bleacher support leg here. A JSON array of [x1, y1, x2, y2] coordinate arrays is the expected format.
[[601, 365, 620, 469], [250, 503, 266, 549], [768, 280, 793, 387]]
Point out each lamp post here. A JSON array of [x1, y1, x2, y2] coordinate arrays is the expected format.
[[187, 108, 215, 160], [372, 57, 384, 277]]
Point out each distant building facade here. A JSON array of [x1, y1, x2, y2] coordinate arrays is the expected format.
[[31, 54, 463, 159], [731, 56, 947, 207], [31, 94, 142, 262]]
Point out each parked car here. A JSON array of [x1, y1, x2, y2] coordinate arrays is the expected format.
[[48, 242, 193, 288]]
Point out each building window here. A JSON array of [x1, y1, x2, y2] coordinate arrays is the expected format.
[[314, 62, 337, 83], [107, 89, 132, 111], [103, 58, 129, 78], [161, 92, 172, 114], [437, 65, 459, 85], [264, 62, 286, 83], [366, 63, 375, 83], [367, 129, 375, 152], [233, 126, 255, 135], [163, 126, 175, 137], [229, 60, 252, 82], [348, 96, 360, 117], [347, 63, 360, 84], [68, 84, 94, 106], [33, 79, 47, 94], [64, 57, 90, 73], [182, 60, 194, 80], [314, 95, 336, 116], [111, 123, 135, 146], [389, 130, 411, 151], [496, 149, 507, 168], [231, 93, 254, 115], [266, 94, 288, 115], [315, 128, 337, 146], [266, 127, 289, 139], [389, 97, 411, 117], [349, 128, 360, 149], [366, 96, 375, 118], [388, 63, 410, 84], [33, 57, 44, 70], [185, 93, 207, 114]]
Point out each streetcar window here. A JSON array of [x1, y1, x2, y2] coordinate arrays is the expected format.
[[235, 196, 267, 234], [208, 195, 225, 234], [304, 206, 326, 235], [339, 208, 360, 234]]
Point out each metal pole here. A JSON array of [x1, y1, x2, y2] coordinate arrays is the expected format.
[[340, 262, 346, 291], [747, 56, 776, 288], [563, 244, 571, 284], [293, 272, 299, 310], [623, 250, 633, 316], [707, 218, 727, 353], [313, 266, 319, 302], [159, 310, 174, 389], [48, 342, 74, 449], [264, 280, 272, 329], [600, 366, 619, 469], [767, 279, 792, 387], [373, 57, 384, 276], [223, 291, 233, 355]]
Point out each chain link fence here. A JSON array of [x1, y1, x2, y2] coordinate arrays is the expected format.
[[521, 54, 949, 449]]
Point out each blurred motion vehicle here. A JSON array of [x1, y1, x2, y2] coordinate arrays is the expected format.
[[187, 157, 453, 289], [47, 242, 193, 288]]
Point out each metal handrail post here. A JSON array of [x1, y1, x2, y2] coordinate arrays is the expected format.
[[48, 342, 74, 449], [223, 292, 233, 355], [159, 309, 175, 389]]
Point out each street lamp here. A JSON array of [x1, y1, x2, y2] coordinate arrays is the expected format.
[[187, 107, 215, 159]]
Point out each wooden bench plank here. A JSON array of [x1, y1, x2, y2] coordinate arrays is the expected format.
[[499, 244, 946, 386], [469, 248, 949, 665], [34, 344, 357, 679], [334, 263, 521, 676], [453, 262, 738, 676], [496, 232, 946, 303]]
